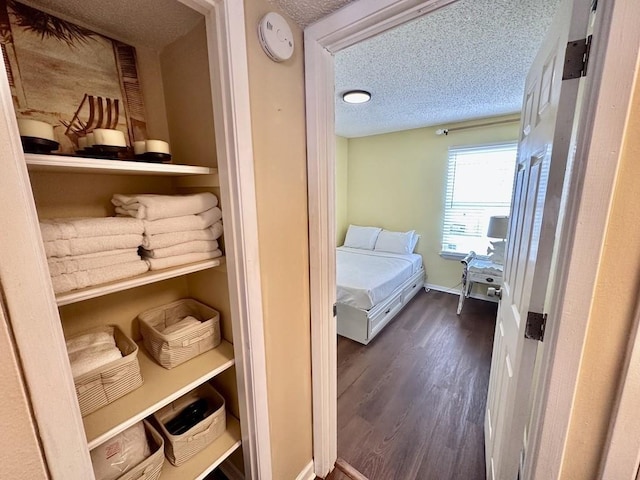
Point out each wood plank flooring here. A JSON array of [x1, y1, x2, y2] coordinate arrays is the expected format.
[[336, 290, 497, 480]]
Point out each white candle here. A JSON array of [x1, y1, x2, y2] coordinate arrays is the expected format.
[[17, 119, 55, 141], [93, 128, 127, 147], [78, 137, 88, 149], [86, 133, 95, 147], [145, 139, 170, 154], [133, 140, 146, 155]]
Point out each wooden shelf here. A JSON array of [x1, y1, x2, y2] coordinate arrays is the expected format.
[[25, 153, 215, 176], [85, 340, 235, 449], [160, 415, 242, 480], [56, 258, 224, 306]]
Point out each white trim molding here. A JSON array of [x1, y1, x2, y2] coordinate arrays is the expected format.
[[295, 460, 317, 480], [202, 0, 272, 478]]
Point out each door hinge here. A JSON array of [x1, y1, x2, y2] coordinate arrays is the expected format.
[[563, 35, 592, 80], [525, 311, 546, 342], [333, 303, 337, 317]]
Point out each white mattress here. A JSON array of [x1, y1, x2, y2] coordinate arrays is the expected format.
[[336, 247, 423, 310]]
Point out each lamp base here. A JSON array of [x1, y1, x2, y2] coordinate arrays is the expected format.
[[487, 240, 506, 264]]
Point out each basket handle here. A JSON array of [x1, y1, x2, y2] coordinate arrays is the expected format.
[[102, 369, 129, 384], [187, 417, 219, 442], [131, 464, 155, 479], [168, 330, 213, 348]]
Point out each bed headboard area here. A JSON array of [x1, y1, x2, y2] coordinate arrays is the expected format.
[[342, 224, 420, 254]]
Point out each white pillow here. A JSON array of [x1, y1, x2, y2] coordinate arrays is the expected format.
[[410, 233, 420, 252], [343, 225, 382, 250], [374, 229, 416, 254]]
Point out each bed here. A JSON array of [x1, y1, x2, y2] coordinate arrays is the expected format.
[[336, 246, 426, 345]]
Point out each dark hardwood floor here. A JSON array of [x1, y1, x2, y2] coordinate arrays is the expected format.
[[336, 290, 497, 480]]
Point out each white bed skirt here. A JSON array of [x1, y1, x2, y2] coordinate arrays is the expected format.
[[337, 268, 426, 345]]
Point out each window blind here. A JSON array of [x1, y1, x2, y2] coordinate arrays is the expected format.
[[441, 142, 517, 255]]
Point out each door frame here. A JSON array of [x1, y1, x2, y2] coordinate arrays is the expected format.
[[0, 0, 272, 478], [304, 0, 640, 478]]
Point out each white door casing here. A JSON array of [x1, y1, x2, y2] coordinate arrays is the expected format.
[[484, 0, 591, 478]]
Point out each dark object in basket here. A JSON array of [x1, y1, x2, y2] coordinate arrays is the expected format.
[[21, 136, 59, 154], [164, 398, 212, 435]]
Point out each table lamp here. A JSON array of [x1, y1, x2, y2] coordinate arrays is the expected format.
[[487, 215, 508, 264]]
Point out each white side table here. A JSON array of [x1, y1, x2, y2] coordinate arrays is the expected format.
[[457, 252, 504, 315]]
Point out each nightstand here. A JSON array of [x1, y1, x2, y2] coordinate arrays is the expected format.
[[457, 252, 504, 315]]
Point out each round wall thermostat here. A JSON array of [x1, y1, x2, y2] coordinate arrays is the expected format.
[[258, 12, 294, 62]]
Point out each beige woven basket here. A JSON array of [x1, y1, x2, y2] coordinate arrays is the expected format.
[[117, 420, 165, 480], [138, 298, 221, 369], [153, 382, 226, 466], [69, 325, 143, 417]]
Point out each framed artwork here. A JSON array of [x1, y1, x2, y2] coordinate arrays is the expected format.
[[0, 0, 147, 154]]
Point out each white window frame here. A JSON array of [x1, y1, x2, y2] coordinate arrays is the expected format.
[[440, 141, 518, 259]]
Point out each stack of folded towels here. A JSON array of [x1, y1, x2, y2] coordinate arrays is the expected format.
[[40, 217, 148, 294], [111, 192, 223, 271], [66, 329, 122, 378]]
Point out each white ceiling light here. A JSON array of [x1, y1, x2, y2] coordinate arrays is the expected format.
[[342, 90, 371, 104]]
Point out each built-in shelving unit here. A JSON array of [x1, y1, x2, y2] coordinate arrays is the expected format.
[[85, 341, 235, 449], [56, 258, 224, 306]]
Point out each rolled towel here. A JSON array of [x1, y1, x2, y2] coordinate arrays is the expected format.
[[66, 331, 116, 355], [69, 343, 122, 378], [162, 316, 202, 335], [112, 193, 218, 221], [40, 217, 144, 242], [52, 260, 150, 294], [142, 222, 223, 250], [48, 249, 141, 277], [141, 240, 218, 259], [145, 249, 222, 271], [44, 234, 143, 258], [142, 207, 222, 236]]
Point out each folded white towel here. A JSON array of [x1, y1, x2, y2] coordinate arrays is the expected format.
[[44, 234, 143, 258], [145, 249, 222, 271], [48, 249, 141, 277], [141, 240, 219, 259], [66, 331, 116, 355], [162, 316, 202, 335], [112, 193, 218, 221], [142, 207, 222, 236], [52, 260, 150, 294], [40, 217, 144, 242], [69, 343, 122, 378], [142, 222, 223, 250]]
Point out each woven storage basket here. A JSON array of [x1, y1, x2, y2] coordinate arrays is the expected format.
[[117, 420, 165, 480], [69, 325, 143, 417], [153, 382, 226, 466], [138, 298, 221, 369]]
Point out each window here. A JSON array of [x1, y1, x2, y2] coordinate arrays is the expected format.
[[441, 142, 517, 256]]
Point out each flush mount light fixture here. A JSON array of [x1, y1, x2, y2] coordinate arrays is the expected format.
[[342, 90, 371, 104]]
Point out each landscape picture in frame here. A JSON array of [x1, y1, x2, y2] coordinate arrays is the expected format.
[[0, 0, 147, 154]]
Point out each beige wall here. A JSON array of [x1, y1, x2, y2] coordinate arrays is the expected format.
[[344, 115, 520, 289], [561, 55, 640, 479], [336, 136, 349, 245], [0, 299, 48, 479], [243, 1, 313, 479]]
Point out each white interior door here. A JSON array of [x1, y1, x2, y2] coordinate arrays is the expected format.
[[484, 0, 591, 478]]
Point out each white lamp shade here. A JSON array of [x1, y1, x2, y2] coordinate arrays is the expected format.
[[487, 216, 509, 239]]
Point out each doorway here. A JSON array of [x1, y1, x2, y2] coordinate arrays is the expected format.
[[305, 0, 640, 478]]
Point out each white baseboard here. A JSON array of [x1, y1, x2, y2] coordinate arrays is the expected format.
[[295, 460, 316, 480], [425, 282, 498, 303], [219, 459, 245, 480]]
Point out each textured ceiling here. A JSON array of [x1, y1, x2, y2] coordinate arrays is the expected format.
[[24, 0, 202, 49], [270, 0, 355, 28], [271, 0, 561, 138], [331, 0, 560, 137]]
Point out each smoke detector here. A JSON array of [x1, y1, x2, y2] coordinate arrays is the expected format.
[[258, 12, 294, 62]]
